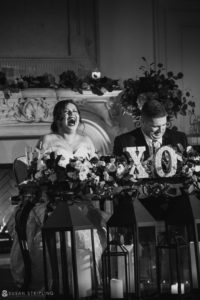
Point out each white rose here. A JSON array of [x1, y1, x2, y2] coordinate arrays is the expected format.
[[93, 175, 100, 184], [97, 160, 106, 167], [35, 170, 43, 179], [74, 160, 83, 170], [83, 160, 92, 169], [79, 171, 88, 181], [37, 159, 46, 171], [194, 165, 200, 172], [116, 164, 125, 177]]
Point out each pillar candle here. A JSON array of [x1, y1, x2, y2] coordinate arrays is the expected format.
[[117, 244, 135, 293], [77, 249, 92, 297], [171, 283, 185, 294], [190, 241, 198, 288], [110, 278, 123, 298]]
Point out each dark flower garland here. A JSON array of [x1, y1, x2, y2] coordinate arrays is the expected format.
[[0, 70, 121, 99], [0, 59, 195, 119]]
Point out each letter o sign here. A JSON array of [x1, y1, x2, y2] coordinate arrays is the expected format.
[[154, 146, 177, 177]]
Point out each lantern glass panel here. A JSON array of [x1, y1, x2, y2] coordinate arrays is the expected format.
[[102, 242, 129, 299], [157, 225, 191, 295], [75, 229, 93, 298], [42, 201, 98, 299], [138, 226, 157, 296], [108, 226, 136, 295], [43, 228, 95, 299], [190, 220, 200, 288], [43, 231, 74, 296]]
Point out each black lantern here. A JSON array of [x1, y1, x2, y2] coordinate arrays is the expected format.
[[104, 193, 140, 299], [140, 191, 200, 298], [156, 228, 192, 297], [133, 197, 158, 298], [188, 194, 200, 291], [42, 198, 97, 299], [102, 240, 129, 299]]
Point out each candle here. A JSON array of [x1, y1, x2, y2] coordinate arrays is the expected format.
[[190, 241, 198, 288], [171, 283, 185, 294], [118, 244, 135, 293], [77, 249, 92, 297], [91, 70, 101, 79], [110, 278, 123, 298]]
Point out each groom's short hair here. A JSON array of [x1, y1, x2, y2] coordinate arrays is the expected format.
[[141, 100, 167, 119]]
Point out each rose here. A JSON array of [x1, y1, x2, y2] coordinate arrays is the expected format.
[[97, 160, 106, 167], [73, 160, 84, 170], [35, 170, 43, 179], [116, 163, 126, 178], [106, 163, 117, 172], [93, 175, 100, 184], [194, 165, 200, 172], [37, 159, 46, 171], [79, 170, 88, 181]]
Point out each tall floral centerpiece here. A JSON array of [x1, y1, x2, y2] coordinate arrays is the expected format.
[[120, 57, 195, 126]]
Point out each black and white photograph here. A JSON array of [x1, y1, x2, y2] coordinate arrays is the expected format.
[[0, 0, 200, 299]]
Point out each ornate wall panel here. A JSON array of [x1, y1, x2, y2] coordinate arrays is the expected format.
[[0, 0, 99, 77], [154, 0, 200, 135]]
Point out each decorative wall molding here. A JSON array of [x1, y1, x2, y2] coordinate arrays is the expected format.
[[0, 57, 94, 79]]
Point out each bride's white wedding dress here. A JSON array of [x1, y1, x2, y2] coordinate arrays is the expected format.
[[8, 143, 108, 291]]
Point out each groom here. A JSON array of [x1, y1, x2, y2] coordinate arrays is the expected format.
[[113, 99, 188, 159], [113, 99, 190, 221]]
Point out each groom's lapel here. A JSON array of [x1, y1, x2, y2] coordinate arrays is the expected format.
[[162, 130, 172, 146]]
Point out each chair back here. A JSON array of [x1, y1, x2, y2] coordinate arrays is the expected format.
[[13, 156, 28, 185]]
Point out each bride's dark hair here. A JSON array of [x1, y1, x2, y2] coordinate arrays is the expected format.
[[51, 99, 83, 133]]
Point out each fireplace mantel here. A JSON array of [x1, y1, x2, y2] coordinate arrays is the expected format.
[[0, 89, 122, 163]]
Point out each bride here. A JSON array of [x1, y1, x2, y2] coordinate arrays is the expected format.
[[9, 99, 108, 292], [37, 99, 96, 159]]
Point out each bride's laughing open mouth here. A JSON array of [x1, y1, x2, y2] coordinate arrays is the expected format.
[[67, 117, 77, 126]]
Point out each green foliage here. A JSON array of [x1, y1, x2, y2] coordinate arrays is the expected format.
[[120, 57, 195, 119]]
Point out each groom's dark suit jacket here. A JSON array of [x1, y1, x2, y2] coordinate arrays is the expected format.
[[113, 127, 188, 159]]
